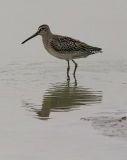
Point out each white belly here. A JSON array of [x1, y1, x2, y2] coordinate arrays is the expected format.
[[45, 46, 72, 60], [47, 49, 88, 60]]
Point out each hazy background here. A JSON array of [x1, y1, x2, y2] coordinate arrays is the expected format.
[[0, 0, 127, 64]]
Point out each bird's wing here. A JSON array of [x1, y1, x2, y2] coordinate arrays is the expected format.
[[50, 35, 102, 54], [50, 35, 85, 53]]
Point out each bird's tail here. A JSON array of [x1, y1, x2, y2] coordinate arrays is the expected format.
[[81, 43, 102, 54], [91, 47, 102, 54]]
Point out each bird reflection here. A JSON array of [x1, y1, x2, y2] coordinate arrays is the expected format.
[[24, 80, 102, 120]]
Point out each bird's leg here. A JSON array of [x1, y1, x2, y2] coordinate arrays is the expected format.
[[73, 74, 77, 86], [72, 60, 78, 76], [67, 60, 70, 81]]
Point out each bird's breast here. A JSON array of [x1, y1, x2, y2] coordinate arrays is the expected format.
[[43, 40, 55, 54], [42, 38, 61, 58]]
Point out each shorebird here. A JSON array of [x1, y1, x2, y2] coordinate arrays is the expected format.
[[21, 24, 102, 80]]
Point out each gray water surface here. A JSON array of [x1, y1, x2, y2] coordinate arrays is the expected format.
[[0, 60, 127, 160]]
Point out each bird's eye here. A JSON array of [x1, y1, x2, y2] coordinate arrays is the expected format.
[[39, 27, 46, 31]]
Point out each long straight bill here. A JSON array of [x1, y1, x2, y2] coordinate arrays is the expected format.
[[21, 31, 39, 44]]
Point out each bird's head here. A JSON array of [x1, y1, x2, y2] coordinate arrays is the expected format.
[[38, 24, 50, 35], [21, 24, 51, 44]]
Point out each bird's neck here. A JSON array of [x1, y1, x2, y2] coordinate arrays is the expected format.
[[41, 32, 52, 50]]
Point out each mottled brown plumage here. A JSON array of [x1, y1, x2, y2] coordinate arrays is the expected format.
[[22, 24, 102, 80], [50, 35, 102, 55]]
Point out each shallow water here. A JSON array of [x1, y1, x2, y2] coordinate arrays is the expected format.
[[1, 0, 127, 159], [0, 59, 127, 160]]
